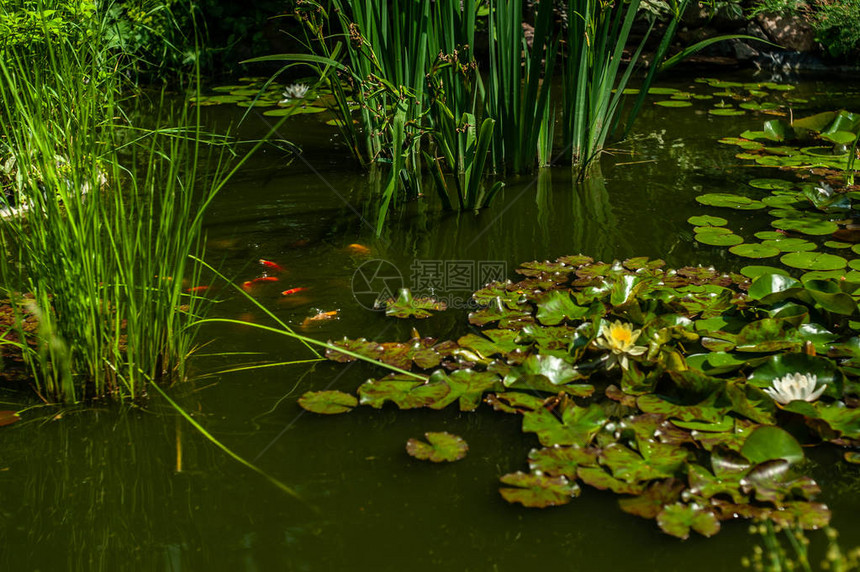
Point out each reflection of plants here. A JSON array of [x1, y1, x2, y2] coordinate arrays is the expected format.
[[296, 254, 860, 538]]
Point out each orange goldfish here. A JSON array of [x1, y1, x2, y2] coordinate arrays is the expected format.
[[346, 243, 371, 256], [241, 276, 280, 291], [281, 287, 308, 296], [259, 259, 285, 272]]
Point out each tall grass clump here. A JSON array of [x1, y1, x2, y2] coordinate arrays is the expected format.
[[0, 6, 230, 402], [485, 0, 557, 173], [273, 1, 753, 225]]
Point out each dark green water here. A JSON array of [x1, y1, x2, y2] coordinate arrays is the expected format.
[[3, 70, 860, 571]]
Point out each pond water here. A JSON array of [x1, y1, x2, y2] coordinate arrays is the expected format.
[[3, 69, 860, 571]]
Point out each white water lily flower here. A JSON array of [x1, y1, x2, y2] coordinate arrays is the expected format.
[[280, 83, 310, 102], [763, 373, 826, 405], [594, 320, 647, 370]]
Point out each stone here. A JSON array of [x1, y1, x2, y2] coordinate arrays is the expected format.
[[756, 13, 817, 52], [682, 2, 710, 27], [730, 38, 760, 61]]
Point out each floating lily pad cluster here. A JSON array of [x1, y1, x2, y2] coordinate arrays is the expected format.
[[690, 179, 860, 275], [299, 255, 860, 539], [188, 77, 332, 117], [634, 78, 801, 118], [693, 110, 860, 275], [718, 110, 860, 173]]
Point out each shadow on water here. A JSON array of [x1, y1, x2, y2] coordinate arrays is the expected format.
[[4, 71, 860, 570]]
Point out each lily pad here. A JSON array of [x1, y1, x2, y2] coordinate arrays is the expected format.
[[656, 100, 692, 108], [499, 472, 579, 507], [648, 87, 680, 95], [760, 238, 817, 252], [382, 288, 447, 318], [298, 390, 358, 414], [741, 426, 804, 465], [522, 402, 607, 447], [528, 446, 597, 478], [657, 503, 721, 540], [780, 252, 847, 271], [771, 218, 839, 236], [749, 178, 794, 190], [695, 233, 743, 246], [696, 194, 765, 210], [709, 109, 745, 116], [729, 243, 781, 259], [694, 226, 732, 235], [688, 215, 728, 227], [406, 432, 468, 462], [263, 106, 326, 116], [754, 231, 787, 240], [741, 265, 789, 279]]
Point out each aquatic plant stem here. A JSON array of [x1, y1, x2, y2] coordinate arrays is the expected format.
[[148, 380, 310, 505]]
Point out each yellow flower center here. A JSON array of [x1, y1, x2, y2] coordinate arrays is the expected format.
[[610, 325, 632, 345]]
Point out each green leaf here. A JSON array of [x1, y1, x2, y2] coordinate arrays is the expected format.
[[618, 479, 686, 519], [522, 402, 607, 447], [499, 472, 579, 507], [528, 446, 598, 478], [406, 432, 468, 462], [741, 426, 804, 465], [696, 193, 765, 210], [780, 252, 847, 271], [748, 273, 802, 300], [772, 218, 839, 236], [688, 215, 728, 226], [428, 370, 502, 411], [657, 503, 721, 539], [535, 290, 588, 325], [383, 288, 447, 318], [637, 395, 729, 423], [358, 375, 449, 409], [696, 233, 743, 246], [729, 243, 781, 259], [741, 265, 790, 279], [734, 317, 798, 352], [599, 441, 689, 483], [297, 390, 358, 414]]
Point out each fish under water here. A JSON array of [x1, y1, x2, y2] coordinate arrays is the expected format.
[[241, 276, 280, 292], [300, 310, 338, 329], [346, 243, 371, 256], [259, 259, 285, 272]]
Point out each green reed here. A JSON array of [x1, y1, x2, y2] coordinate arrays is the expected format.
[[0, 6, 235, 402], [485, 0, 558, 174]]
